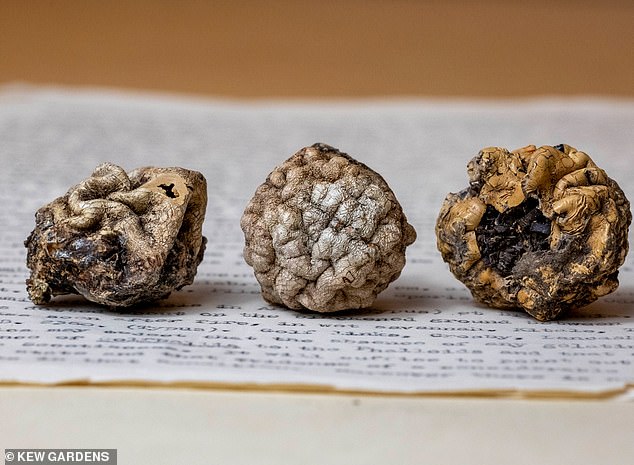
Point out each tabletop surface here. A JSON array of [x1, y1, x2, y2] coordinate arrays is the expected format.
[[1, 386, 633, 465]]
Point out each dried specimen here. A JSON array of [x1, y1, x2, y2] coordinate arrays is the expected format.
[[241, 143, 417, 312], [25, 163, 207, 307], [436, 144, 631, 321]]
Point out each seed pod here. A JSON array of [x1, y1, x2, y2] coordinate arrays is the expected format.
[[241, 143, 416, 312], [25, 163, 207, 307], [436, 144, 631, 321]]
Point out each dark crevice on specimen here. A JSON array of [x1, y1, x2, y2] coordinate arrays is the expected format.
[[159, 183, 177, 198], [475, 198, 551, 276]]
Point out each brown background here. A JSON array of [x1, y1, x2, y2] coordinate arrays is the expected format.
[[1, 0, 633, 98]]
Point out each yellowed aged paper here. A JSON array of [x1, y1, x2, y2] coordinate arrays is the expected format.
[[0, 88, 633, 398]]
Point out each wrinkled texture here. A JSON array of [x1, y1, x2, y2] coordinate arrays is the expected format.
[[436, 144, 631, 321], [25, 163, 207, 307], [241, 143, 416, 312]]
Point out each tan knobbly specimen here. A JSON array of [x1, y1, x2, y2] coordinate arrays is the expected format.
[[241, 143, 416, 312], [437, 144, 631, 321], [25, 163, 207, 307]]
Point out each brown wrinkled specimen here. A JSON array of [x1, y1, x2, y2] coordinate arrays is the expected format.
[[241, 143, 417, 312], [25, 163, 207, 307], [436, 144, 631, 321]]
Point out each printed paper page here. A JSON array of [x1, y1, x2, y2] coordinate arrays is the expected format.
[[0, 87, 633, 396]]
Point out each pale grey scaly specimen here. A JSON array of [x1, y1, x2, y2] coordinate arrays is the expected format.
[[25, 163, 207, 307], [241, 143, 417, 313]]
